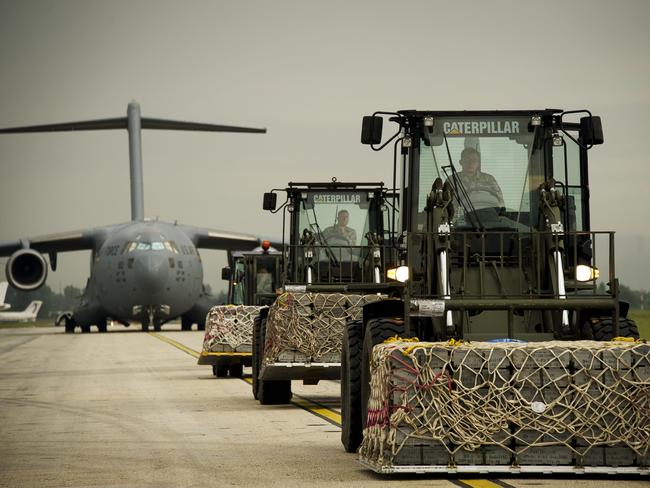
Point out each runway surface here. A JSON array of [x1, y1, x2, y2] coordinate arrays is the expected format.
[[0, 325, 646, 487]]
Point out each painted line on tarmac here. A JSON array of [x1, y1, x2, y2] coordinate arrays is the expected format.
[[147, 332, 512, 487], [149, 332, 343, 427], [148, 332, 200, 359], [452, 479, 516, 488], [240, 376, 342, 427]]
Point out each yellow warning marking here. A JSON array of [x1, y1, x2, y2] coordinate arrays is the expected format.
[[200, 351, 252, 357], [291, 397, 342, 426], [150, 333, 508, 485], [241, 378, 342, 426], [148, 332, 200, 359], [457, 480, 504, 488]]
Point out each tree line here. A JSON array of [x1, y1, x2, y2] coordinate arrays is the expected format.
[[4, 284, 229, 319], [4, 281, 646, 320]]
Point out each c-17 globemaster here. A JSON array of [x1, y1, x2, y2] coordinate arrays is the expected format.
[[0, 102, 267, 332]]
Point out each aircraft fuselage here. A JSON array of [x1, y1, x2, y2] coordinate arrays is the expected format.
[[82, 220, 204, 328]]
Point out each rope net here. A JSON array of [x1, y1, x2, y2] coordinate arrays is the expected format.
[[262, 292, 383, 365], [202, 305, 263, 352], [360, 340, 650, 469]]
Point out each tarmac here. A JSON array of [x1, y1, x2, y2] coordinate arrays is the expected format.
[[0, 324, 646, 487]]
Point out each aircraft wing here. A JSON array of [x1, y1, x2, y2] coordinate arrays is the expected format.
[[0, 229, 99, 259], [180, 225, 261, 252]]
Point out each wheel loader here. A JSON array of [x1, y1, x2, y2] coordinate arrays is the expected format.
[[252, 180, 397, 404], [340, 109, 648, 474], [197, 242, 281, 377]]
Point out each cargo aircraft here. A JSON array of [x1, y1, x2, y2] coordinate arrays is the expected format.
[[0, 102, 266, 332]]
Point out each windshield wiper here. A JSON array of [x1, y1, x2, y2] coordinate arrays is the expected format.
[[304, 204, 339, 265], [441, 164, 485, 232]]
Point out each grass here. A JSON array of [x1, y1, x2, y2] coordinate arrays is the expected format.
[[0, 319, 55, 329], [629, 309, 650, 340]]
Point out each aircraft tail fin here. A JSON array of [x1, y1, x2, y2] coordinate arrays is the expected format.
[[1, 102, 266, 223], [26, 300, 43, 318], [0, 282, 7, 304]]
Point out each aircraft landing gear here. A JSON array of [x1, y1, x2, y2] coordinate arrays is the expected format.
[[97, 319, 107, 333], [80, 325, 91, 333], [64, 317, 76, 334], [181, 316, 193, 331]]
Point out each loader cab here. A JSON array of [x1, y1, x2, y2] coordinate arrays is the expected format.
[[362, 110, 611, 341], [400, 111, 598, 236], [264, 181, 395, 285], [224, 247, 282, 306]]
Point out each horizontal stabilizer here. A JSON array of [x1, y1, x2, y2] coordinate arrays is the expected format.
[[0, 117, 266, 134], [0, 118, 128, 133], [141, 118, 266, 133]]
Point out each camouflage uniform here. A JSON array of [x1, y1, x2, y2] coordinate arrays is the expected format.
[[447, 171, 505, 208], [322, 225, 357, 246]]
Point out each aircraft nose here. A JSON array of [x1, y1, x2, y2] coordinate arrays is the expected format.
[[134, 254, 169, 294]]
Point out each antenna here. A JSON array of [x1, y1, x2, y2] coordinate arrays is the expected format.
[[0, 102, 267, 221]]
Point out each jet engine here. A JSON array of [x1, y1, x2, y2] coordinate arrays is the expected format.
[[5, 249, 48, 291]]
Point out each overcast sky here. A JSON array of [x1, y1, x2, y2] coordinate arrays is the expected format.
[[1, 0, 649, 293]]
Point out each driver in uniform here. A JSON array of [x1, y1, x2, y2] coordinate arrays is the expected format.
[[448, 147, 504, 209], [322, 209, 357, 245]]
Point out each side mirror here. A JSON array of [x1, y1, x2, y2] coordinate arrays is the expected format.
[[221, 267, 231, 280], [579, 116, 604, 145], [361, 115, 383, 145], [263, 192, 277, 211]]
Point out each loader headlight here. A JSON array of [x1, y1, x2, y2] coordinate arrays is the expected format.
[[575, 264, 599, 282], [387, 265, 409, 282]]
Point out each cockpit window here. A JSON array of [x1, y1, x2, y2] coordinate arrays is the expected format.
[[122, 240, 180, 253]]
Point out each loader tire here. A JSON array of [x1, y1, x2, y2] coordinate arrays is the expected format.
[[213, 358, 229, 377], [582, 316, 640, 341], [252, 315, 262, 399], [341, 319, 363, 453], [257, 316, 292, 405], [361, 317, 405, 432], [229, 362, 243, 378]]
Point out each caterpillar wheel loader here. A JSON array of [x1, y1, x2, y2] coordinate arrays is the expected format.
[[252, 180, 398, 404], [197, 241, 281, 378], [341, 109, 647, 474]]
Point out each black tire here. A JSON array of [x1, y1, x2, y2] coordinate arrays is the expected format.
[[257, 316, 292, 405], [252, 315, 262, 399], [153, 322, 162, 332], [181, 316, 193, 331], [197, 322, 206, 331], [97, 319, 107, 333], [64, 319, 75, 334], [141, 319, 150, 332], [361, 317, 405, 430], [341, 319, 363, 453], [229, 362, 244, 378], [80, 325, 91, 334], [582, 316, 640, 341], [213, 358, 229, 377]]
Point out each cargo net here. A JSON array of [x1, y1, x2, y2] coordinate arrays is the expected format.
[[360, 340, 650, 469], [202, 305, 263, 352], [263, 292, 383, 365]]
